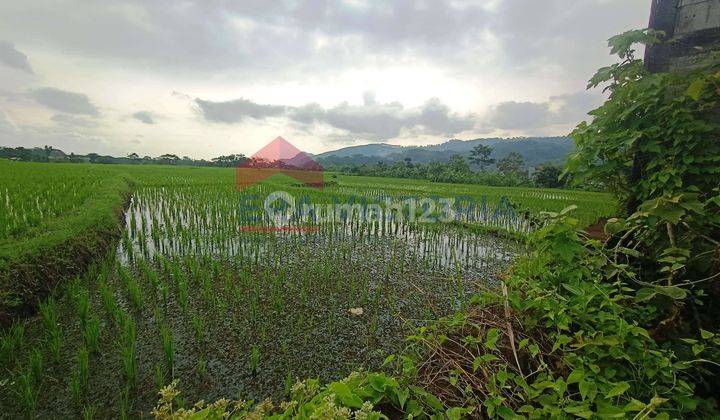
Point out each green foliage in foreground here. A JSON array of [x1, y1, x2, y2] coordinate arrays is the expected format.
[[153, 372, 469, 419]]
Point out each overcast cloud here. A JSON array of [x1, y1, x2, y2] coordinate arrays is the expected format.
[[31, 88, 99, 116], [0, 0, 649, 157], [131, 111, 156, 125], [0, 41, 33, 73], [196, 94, 476, 140]]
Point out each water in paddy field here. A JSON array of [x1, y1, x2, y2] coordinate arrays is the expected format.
[[105, 186, 521, 408], [118, 186, 520, 273]]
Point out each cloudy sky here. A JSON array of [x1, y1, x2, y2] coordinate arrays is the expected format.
[[0, 0, 649, 158]]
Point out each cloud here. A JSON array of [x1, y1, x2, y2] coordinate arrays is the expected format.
[[0, 114, 106, 152], [487, 101, 552, 130], [131, 111, 155, 124], [31, 88, 99, 116], [0, 1, 647, 81], [196, 98, 286, 123], [0, 109, 18, 136], [0, 41, 33, 73], [485, 91, 603, 131], [196, 94, 476, 141], [51, 113, 100, 128]]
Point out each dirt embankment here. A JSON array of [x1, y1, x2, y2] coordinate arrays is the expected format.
[[0, 177, 133, 328]]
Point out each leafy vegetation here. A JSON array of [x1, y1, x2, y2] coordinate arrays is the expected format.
[[325, 151, 567, 189]]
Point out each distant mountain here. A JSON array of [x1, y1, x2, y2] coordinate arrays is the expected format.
[[316, 137, 574, 168], [316, 143, 405, 159]]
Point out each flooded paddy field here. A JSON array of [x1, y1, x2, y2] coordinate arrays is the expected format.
[[0, 167, 614, 418]]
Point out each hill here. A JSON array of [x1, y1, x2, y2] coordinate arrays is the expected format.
[[316, 136, 574, 168]]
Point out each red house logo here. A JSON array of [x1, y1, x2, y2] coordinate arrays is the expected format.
[[236, 136, 324, 190]]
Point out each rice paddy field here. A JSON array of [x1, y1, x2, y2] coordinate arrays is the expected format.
[[0, 161, 616, 418]]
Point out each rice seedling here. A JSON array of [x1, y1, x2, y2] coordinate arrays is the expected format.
[[69, 371, 82, 406], [77, 347, 90, 388], [118, 386, 133, 420], [84, 314, 101, 353], [190, 312, 205, 344], [160, 324, 174, 378], [0, 322, 24, 364], [196, 356, 207, 376], [82, 404, 97, 420], [154, 363, 165, 391], [177, 276, 189, 313], [15, 370, 38, 417], [48, 328, 62, 362], [119, 315, 137, 387], [125, 276, 143, 311], [39, 296, 59, 334], [284, 370, 294, 397], [98, 278, 120, 325], [75, 288, 90, 327], [29, 348, 43, 383], [250, 345, 261, 374]]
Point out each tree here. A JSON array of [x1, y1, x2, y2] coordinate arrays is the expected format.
[[211, 154, 248, 167], [468, 144, 495, 170], [496, 152, 525, 175], [127, 153, 140, 160], [533, 164, 563, 188], [157, 154, 180, 165]]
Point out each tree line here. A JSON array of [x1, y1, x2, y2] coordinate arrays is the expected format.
[[323, 144, 569, 189], [0, 146, 249, 167]]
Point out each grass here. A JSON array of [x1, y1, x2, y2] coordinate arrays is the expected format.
[[0, 161, 132, 326], [0, 161, 617, 417]]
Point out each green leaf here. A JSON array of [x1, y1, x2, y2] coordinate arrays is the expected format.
[[562, 283, 584, 296], [700, 329, 715, 339], [605, 381, 630, 398], [396, 387, 409, 409], [484, 328, 501, 351], [446, 407, 474, 420], [382, 354, 395, 367], [564, 403, 593, 419], [329, 382, 364, 408], [636, 285, 687, 302], [579, 380, 591, 400], [687, 79, 706, 100], [567, 368, 585, 384], [692, 343, 705, 356]]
